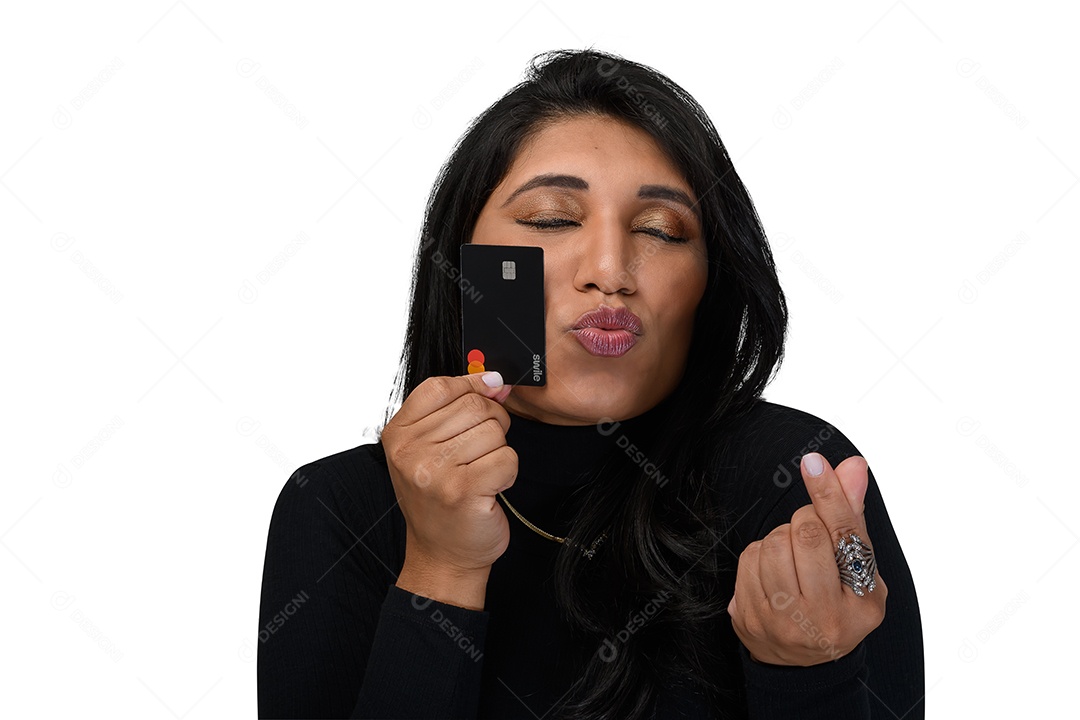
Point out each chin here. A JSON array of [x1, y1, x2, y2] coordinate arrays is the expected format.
[[514, 385, 631, 422]]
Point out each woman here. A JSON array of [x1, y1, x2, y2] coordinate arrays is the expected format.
[[257, 49, 923, 719]]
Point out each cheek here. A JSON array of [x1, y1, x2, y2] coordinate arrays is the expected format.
[[469, 206, 507, 245], [655, 303, 698, 344], [660, 258, 707, 316], [541, 254, 578, 311]]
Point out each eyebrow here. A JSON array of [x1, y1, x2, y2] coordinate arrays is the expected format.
[[638, 184, 700, 221], [500, 174, 588, 207], [500, 174, 700, 221]]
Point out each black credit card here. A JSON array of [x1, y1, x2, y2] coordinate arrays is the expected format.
[[459, 243, 546, 386]]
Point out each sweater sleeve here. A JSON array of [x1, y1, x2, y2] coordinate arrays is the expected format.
[[351, 584, 489, 718], [257, 454, 490, 719], [733, 418, 925, 719]]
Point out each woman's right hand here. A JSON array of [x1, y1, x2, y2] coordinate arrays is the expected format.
[[381, 371, 517, 599]]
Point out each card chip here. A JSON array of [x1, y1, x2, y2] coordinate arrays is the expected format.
[[501, 261, 516, 280]]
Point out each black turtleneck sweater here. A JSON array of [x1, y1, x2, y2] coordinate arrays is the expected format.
[[257, 399, 924, 719]]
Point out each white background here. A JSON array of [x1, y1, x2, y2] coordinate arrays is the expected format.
[[2, 1, 1075, 717]]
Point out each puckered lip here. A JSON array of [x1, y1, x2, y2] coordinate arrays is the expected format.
[[570, 304, 643, 335]]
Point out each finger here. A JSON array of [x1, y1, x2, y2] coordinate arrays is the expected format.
[[730, 542, 765, 620], [757, 524, 802, 609], [789, 504, 845, 602], [834, 455, 869, 520], [396, 372, 507, 426], [414, 389, 512, 444], [833, 456, 872, 548], [801, 452, 864, 547], [831, 457, 880, 597], [492, 384, 514, 403], [432, 411, 511, 472], [465, 443, 519, 497]]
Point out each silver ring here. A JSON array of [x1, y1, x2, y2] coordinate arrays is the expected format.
[[835, 533, 877, 597]]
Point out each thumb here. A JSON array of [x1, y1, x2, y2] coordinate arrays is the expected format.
[[469, 370, 513, 403], [834, 455, 868, 518]]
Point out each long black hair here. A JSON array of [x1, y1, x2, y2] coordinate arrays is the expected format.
[[379, 49, 788, 719]]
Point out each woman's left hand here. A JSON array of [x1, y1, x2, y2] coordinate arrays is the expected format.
[[727, 452, 888, 666]]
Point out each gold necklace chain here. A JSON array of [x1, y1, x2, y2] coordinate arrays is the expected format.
[[497, 491, 608, 559]]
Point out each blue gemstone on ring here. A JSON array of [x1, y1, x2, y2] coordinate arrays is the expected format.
[[852, 560, 862, 572]]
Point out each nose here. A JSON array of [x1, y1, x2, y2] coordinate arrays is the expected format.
[[572, 211, 637, 295]]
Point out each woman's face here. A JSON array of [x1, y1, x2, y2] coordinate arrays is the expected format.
[[470, 113, 709, 425]]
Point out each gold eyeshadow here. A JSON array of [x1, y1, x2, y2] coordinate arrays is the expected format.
[[634, 207, 693, 239], [507, 191, 698, 241], [507, 191, 584, 219]]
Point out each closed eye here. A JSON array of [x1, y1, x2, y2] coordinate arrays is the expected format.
[[517, 218, 688, 244], [516, 218, 579, 229], [635, 227, 689, 244]]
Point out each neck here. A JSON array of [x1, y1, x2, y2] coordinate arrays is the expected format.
[[503, 400, 668, 487]]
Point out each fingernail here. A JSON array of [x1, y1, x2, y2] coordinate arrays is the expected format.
[[482, 371, 504, 388], [803, 452, 824, 477]]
